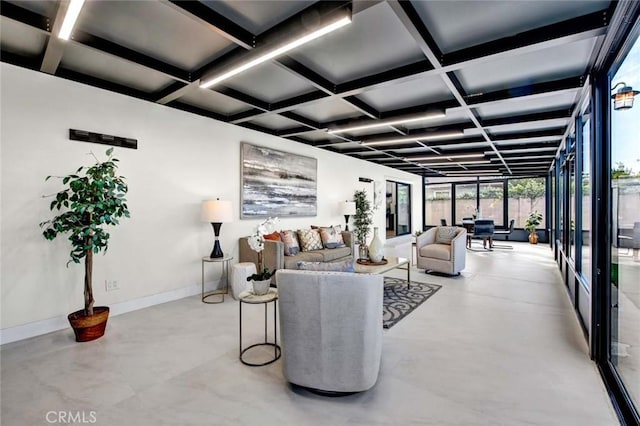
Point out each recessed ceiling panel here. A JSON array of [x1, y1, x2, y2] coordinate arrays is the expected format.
[[412, 0, 610, 54], [60, 44, 173, 93], [247, 114, 304, 131], [486, 119, 569, 134], [357, 74, 454, 112], [77, 1, 234, 71], [201, 0, 316, 35], [289, 2, 426, 83], [179, 87, 250, 116], [5, 0, 57, 17], [475, 91, 578, 118], [0, 18, 47, 57], [455, 38, 597, 94], [224, 62, 317, 103], [293, 97, 361, 123]]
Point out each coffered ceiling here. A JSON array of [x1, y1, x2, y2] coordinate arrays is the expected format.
[[0, 0, 615, 177]]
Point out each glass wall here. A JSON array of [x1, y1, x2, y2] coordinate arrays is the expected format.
[[424, 183, 451, 227], [581, 113, 592, 283], [507, 178, 547, 228], [480, 182, 504, 227], [609, 33, 640, 412], [455, 183, 477, 224]]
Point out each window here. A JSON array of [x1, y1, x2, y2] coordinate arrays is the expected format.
[[425, 183, 451, 226], [507, 178, 546, 228], [479, 182, 504, 227], [386, 180, 411, 237], [455, 183, 477, 224], [581, 114, 592, 282]]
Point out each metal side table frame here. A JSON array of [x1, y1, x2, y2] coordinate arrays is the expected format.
[[239, 289, 281, 366], [201, 256, 232, 304]]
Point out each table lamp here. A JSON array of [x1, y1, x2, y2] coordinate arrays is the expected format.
[[201, 199, 233, 258], [340, 201, 356, 231]]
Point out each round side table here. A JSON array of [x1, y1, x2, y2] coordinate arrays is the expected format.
[[201, 256, 233, 304], [239, 288, 281, 366]]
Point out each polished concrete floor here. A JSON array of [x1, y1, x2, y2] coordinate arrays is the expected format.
[[1, 242, 619, 425]]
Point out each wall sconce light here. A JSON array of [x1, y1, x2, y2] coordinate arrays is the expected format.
[[611, 82, 639, 110]]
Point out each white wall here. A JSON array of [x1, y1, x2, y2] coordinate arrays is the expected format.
[[0, 63, 422, 341]]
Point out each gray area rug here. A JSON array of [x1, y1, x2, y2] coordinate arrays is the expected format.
[[383, 277, 442, 329]]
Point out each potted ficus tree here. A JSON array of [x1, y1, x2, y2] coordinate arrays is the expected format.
[[524, 210, 543, 244], [39, 148, 130, 342]]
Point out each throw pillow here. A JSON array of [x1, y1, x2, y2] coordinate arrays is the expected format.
[[319, 226, 345, 249], [297, 260, 355, 272], [297, 229, 324, 252], [263, 231, 282, 242], [280, 230, 300, 256], [435, 226, 458, 245]]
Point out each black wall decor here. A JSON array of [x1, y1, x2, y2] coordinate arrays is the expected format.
[[69, 129, 137, 150], [359, 177, 373, 183]]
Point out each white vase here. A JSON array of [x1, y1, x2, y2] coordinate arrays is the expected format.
[[368, 227, 384, 263], [252, 279, 271, 296]]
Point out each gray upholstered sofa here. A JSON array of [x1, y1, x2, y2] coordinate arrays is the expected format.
[[238, 231, 354, 273], [276, 269, 383, 393]]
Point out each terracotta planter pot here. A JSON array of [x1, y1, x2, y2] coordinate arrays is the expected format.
[[68, 306, 110, 342], [528, 232, 539, 244]]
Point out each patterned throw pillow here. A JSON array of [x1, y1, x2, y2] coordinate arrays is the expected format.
[[280, 230, 300, 256], [435, 226, 458, 245], [319, 226, 345, 249], [297, 229, 324, 252], [297, 260, 355, 272]]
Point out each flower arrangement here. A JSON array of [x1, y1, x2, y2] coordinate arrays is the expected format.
[[246, 217, 279, 282]]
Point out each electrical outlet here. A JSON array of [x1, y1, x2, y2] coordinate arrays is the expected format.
[[105, 280, 119, 292]]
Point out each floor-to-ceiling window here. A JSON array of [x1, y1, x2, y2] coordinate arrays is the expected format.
[[507, 177, 546, 228], [479, 181, 504, 227], [609, 32, 640, 413], [424, 183, 451, 227], [581, 110, 592, 284], [454, 183, 477, 224]]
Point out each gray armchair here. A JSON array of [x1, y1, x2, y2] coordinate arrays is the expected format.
[[416, 226, 466, 275], [276, 269, 383, 394]]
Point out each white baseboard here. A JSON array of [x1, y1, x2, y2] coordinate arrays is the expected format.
[[0, 279, 221, 345]]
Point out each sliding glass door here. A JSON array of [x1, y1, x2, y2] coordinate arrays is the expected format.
[[609, 33, 640, 413]]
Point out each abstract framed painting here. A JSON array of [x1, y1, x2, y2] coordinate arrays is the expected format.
[[241, 143, 317, 218]]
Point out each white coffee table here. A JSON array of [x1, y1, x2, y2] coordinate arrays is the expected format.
[[354, 256, 411, 288]]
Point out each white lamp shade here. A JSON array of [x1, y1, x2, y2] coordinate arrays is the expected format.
[[201, 199, 233, 223], [340, 201, 356, 215]]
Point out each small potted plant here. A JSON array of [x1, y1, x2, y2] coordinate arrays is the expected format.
[[524, 210, 543, 244], [39, 148, 130, 342], [353, 189, 373, 260], [245, 217, 279, 295]]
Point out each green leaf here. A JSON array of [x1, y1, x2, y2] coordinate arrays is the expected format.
[[45, 176, 51, 181], [106, 147, 114, 156]]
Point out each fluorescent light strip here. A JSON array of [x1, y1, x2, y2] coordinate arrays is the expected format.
[[58, 0, 85, 40], [406, 153, 484, 161], [416, 160, 490, 166], [201, 16, 351, 89], [328, 111, 445, 134], [361, 130, 463, 146]]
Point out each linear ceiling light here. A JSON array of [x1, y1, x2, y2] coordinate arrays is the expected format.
[[406, 153, 484, 161], [415, 160, 491, 166], [58, 0, 85, 40], [328, 110, 445, 134], [361, 130, 463, 146], [200, 13, 351, 89], [444, 170, 500, 175]]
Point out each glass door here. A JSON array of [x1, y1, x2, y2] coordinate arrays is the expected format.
[[609, 33, 640, 413]]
